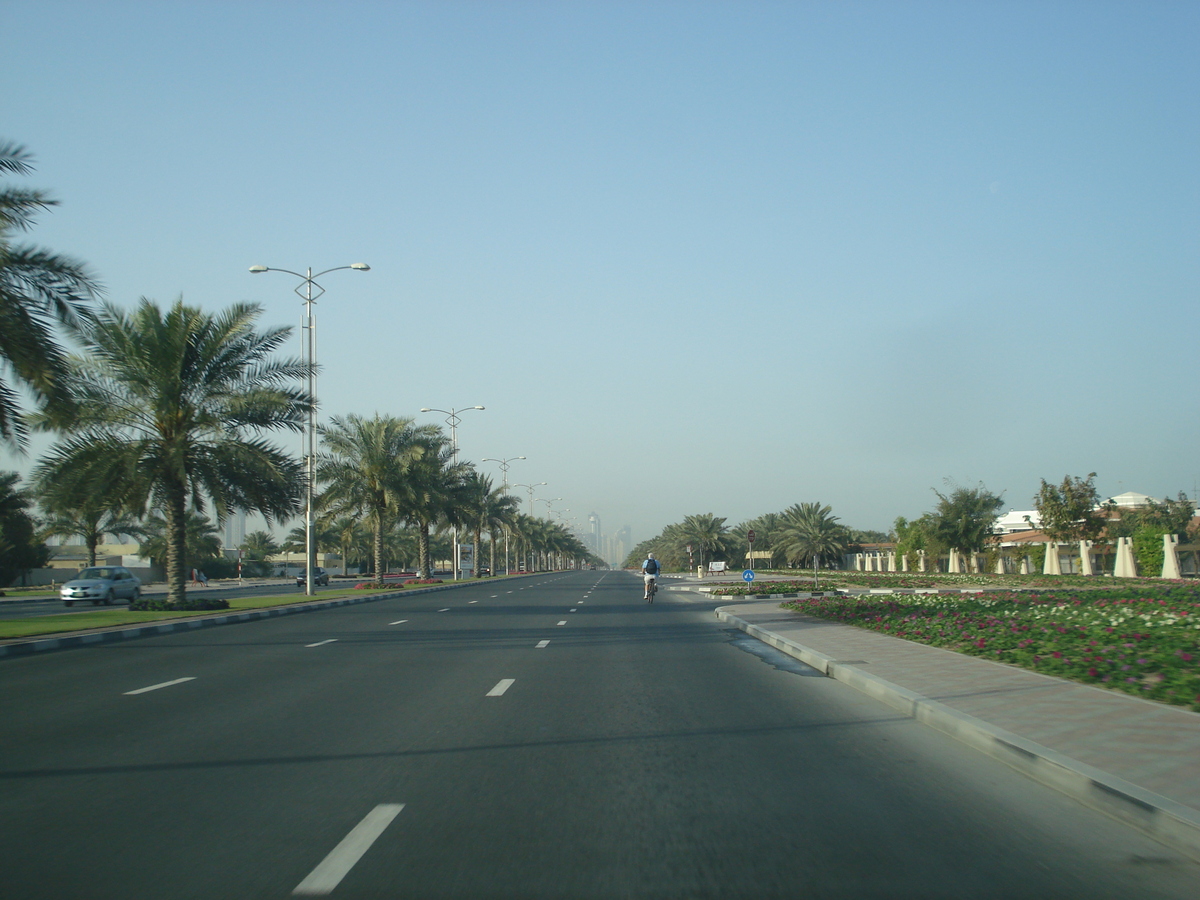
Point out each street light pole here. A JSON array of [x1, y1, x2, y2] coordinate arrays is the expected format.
[[420, 405, 485, 579], [249, 262, 370, 596], [482, 456, 525, 575]]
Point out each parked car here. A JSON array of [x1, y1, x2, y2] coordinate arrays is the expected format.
[[60, 566, 141, 606], [296, 567, 330, 588]]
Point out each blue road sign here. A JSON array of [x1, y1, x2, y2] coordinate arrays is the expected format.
[[743, 569, 755, 582]]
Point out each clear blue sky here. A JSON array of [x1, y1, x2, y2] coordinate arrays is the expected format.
[[3, 0, 1197, 546]]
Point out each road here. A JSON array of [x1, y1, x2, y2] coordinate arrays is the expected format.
[[1, 571, 1197, 898]]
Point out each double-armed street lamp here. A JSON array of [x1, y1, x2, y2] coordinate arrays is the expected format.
[[512, 481, 546, 573], [249, 262, 370, 596], [419, 406, 485, 579], [482, 456, 525, 575]]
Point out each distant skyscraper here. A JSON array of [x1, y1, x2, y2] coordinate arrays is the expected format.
[[224, 512, 247, 549], [588, 512, 601, 555]]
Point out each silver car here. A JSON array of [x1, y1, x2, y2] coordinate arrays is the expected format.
[[60, 566, 142, 606]]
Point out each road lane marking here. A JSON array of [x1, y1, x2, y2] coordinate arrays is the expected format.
[[487, 679, 515, 697], [124, 677, 195, 695], [557, 620, 567, 626], [468, 600, 478, 604], [306, 639, 338, 648], [292, 803, 405, 896], [536, 640, 550, 648], [388, 620, 408, 626], [438, 608, 450, 612], [570, 608, 577, 612]]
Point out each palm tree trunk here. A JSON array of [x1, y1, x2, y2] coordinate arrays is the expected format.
[[488, 529, 497, 577], [165, 480, 188, 605], [418, 523, 430, 577], [473, 528, 482, 578], [87, 532, 99, 567]]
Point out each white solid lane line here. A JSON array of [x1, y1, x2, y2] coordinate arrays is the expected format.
[[292, 803, 405, 896], [388, 620, 408, 626], [306, 639, 338, 648], [124, 677, 195, 695], [487, 679, 516, 697], [557, 620, 567, 626], [536, 640, 550, 649]]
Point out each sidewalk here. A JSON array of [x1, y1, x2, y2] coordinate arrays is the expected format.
[[717, 598, 1200, 862]]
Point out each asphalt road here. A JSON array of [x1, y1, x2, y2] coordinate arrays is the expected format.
[[1, 571, 1197, 899]]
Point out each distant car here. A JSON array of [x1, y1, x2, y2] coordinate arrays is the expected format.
[[478, 566, 490, 576], [296, 567, 330, 587], [61, 566, 141, 606]]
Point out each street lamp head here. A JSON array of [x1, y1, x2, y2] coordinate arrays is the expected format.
[[248, 265, 269, 273], [350, 263, 370, 271], [473, 405, 485, 410], [419, 408, 432, 413]]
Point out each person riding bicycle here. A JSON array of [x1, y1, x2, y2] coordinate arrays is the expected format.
[[642, 552, 660, 602]]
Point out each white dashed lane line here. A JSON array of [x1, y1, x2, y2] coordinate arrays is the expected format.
[[570, 608, 577, 613], [292, 803, 405, 896], [487, 679, 516, 697], [307, 639, 338, 648], [438, 608, 450, 612], [557, 620, 567, 626], [123, 677, 195, 696], [468, 600, 478, 604], [388, 620, 408, 626], [536, 640, 550, 649]]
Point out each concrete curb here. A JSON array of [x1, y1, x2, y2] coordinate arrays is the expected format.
[[716, 605, 1200, 863], [0, 577, 531, 660]]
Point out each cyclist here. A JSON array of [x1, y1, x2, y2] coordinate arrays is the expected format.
[[641, 552, 660, 603]]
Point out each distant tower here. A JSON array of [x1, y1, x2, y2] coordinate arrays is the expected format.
[[588, 512, 601, 554], [225, 512, 247, 549]]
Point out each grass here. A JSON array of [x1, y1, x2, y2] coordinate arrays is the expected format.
[[779, 586, 1200, 711], [0, 585, 418, 641]]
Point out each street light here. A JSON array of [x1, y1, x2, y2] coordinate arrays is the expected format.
[[482, 456, 525, 575], [249, 262, 370, 596], [419, 405, 485, 579]]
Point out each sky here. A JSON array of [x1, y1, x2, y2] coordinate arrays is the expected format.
[[2, 0, 1198, 549]]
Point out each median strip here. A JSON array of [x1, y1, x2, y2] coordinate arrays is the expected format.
[[293, 803, 405, 896]]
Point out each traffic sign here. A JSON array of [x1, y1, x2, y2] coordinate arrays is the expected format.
[[747, 530, 756, 544], [743, 569, 755, 582]]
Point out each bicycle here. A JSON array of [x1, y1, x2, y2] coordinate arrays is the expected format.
[[645, 577, 657, 603]]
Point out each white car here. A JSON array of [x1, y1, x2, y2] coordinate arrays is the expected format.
[[60, 566, 142, 606]]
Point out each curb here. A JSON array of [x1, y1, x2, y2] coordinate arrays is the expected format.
[[716, 605, 1200, 863], [0, 577, 529, 660]]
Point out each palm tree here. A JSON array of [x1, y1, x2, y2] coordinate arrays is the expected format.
[[459, 472, 519, 577], [137, 510, 223, 573], [0, 142, 100, 449], [394, 430, 465, 577], [1, 471, 50, 586], [31, 299, 310, 605], [316, 414, 435, 583], [677, 513, 729, 571], [240, 530, 280, 576], [37, 497, 141, 567], [775, 502, 849, 589]]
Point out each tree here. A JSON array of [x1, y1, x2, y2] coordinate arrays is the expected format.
[[930, 481, 1004, 568], [458, 471, 518, 577], [36, 495, 140, 568], [32, 299, 309, 606], [676, 513, 729, 571], [394, 430, 465, 577], [1032, 473, 1105, 544], [0, 142, 99, 448], [137, 510, 223, 573], [240, 530, 280, 576], [775, 502, 849, 588], [0, 471, 49, 586], [317, 414, 436, 583]]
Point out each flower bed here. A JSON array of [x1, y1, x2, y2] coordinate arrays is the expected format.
[[781, 587, 1200, 710]]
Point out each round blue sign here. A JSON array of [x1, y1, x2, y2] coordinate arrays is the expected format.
[[742, 569, 755, 582]]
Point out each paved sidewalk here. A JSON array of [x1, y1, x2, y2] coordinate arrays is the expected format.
[[717, 599, 1200, 861]]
